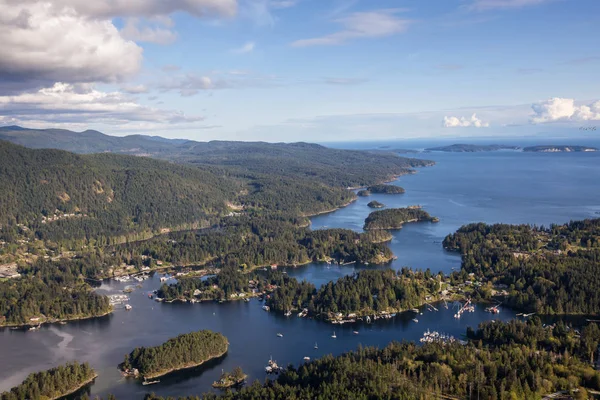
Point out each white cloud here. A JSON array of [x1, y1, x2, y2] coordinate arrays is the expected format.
[[0, 83, 203, 126], [291, 9, 411, 47], [34, 0, 238, 19], [443, 113, 490, 128], [120, 18, 177, 45], [531, 97, 600, 123], [468, 0, 551, 11], [0, 0, 240, 91], [0, 1, 143, 91], [232, 42, 256, 54]]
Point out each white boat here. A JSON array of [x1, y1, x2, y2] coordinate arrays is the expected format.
[[314, 342, 318, 349], [125, 304, 132, 311], [277, 333, 283, 337], [303, 356, 310, 361], [331, 331, 337, 339], [284, 310, 292, 317], [262, 305, 270, 311], [412, 318, 418, 323], [353, 331, 359, 335]]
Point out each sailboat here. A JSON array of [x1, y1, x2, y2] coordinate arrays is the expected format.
[[331, 331, 337, 339], [314, 342, 318, 349]]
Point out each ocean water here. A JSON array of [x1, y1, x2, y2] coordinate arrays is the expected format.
[[310, 139, 600, 275]]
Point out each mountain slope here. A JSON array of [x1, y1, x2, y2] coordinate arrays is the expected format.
[[0, 141, 239, 241]]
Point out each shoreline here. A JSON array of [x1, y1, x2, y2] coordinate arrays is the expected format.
[[47, 373, 98, 400], [134, 349, 229, 380], [1, 309, 113, 329], [302, 198, 357, 218]]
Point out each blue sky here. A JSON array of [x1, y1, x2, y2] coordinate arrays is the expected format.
[[0, 0, 599, 141]]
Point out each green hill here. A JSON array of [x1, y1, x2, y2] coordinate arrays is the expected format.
[[0, 141, 238, 242]]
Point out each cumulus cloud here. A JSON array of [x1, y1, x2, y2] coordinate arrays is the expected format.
[[443, 113, 490, 128], [0, 0, 239, 91], [530, 98, 600, 123], [0, 1, 143, 91], [468, 0, 551, 11], [120, 18, 177, 45], [291, 9, 411, 47], [232, 42, 256, 54], [0, 82, 204, 126]]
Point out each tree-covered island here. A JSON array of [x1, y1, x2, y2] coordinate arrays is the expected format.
[[363, 207, 439, 230], [366, 184, 405, 194], [367, 200, 385, 208], [523, 145, 598, 152], [120, 330, 229, 380], [0, 362, 97, 400]]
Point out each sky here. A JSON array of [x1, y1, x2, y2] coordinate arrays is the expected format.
[[0, 0, 599, 142]]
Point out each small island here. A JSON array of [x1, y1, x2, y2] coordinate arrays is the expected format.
[[425, 144, 520, 152], [523, 145, 598, 153], [212, 367, 247, 389], [120, 330, 229, 380], [0, 362, 97, 400], [363, 207, 439, 230], [367, 184, 405, 194], [357, 189, 370, 197], [367, 200, 385, 209]]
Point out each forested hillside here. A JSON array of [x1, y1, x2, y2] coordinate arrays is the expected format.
[[444, 219, 600, 314], [0, 141, 238, 242], [0, 134, 432, 245]]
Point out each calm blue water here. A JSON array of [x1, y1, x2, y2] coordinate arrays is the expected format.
[[310, 142, 600, 275], [1, 140, 598, 399]]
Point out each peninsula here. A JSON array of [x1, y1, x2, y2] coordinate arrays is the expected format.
[[120, 330, 229, 380]]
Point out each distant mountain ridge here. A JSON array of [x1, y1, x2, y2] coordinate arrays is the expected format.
[[0, 125, 188, 155]]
